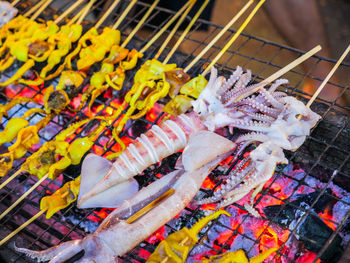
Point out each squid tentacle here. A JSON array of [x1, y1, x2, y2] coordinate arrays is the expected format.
[[14, 240, 82, 262], [220, 66, 243, 97]]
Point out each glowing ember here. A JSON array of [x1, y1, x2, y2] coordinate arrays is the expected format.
[[146, 103, 163, 123], [318, 205, 336, 231]]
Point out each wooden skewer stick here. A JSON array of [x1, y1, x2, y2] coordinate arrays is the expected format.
[[67, 3, 88, 26], [111, 0, 138, 30], [95, 0, 121, 29], [30, 0, 54, 21], [0, 125, 105, 245], [0, 209, 46, 246], [0, 169, 22, 191], [163, 0, 210, 64], [54, 0, 86, 25], [121, 0, 160, 48], [76, 0, 96, 25], [125, 188, 175, 224], [0, 174, 48, 221], [153, 0, 196, 60], [11, 0, 21, 7], [305, 44, 350, 109], [233, 45, 322, 102], [184, 0, 254, 73], [23, 0, 47, 18], [202, 0, 266, 77], [139, 0, 193, 54]]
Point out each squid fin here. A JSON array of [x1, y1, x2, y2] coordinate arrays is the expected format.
[[78, 153, 114, 201], [78, 178, 139, 208], [182, 131, 236, 172]]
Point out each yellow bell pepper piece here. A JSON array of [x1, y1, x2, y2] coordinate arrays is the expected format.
[[8, 126, 40, 159], [56, 70, 84, 91], [163, 95, 193, 116], [0, 152, 14, 177], [164, 69, 191, 98], [22, 141, 70, 180], [10, 39, 30, 61], [0, 118, 29, 145], [68, 138, 94, 165], [180, 74, 208, 99], [0, 97, 34, 121], [40, 176, 81, 219], [105, 66, 125, 91], [104, 45, 129, 64], [119, 49, 143, 71], [147, 210, 231, 263], [0, 59, 35, 86]]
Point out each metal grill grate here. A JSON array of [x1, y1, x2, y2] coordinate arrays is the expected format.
[[0, 1, 349, 262]]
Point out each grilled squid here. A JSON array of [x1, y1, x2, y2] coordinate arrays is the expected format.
[[193, 67, 320, 212], [78, 111, 207, 208], [78, 66, 320, 211], [16, 131, 236, 262]]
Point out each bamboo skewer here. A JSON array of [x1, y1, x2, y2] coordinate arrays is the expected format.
[[76, 0, 95, 25], [54, 0, 86, 25], [0, 169, 22, 191], [30, 0, 53, 21], [111, 0, 138, 30], [154, 0, 196, 60], [23, 0, 47, 17], [233, 45, 322, 102], [67, 3, 88, 26], [0, 0, 166, 232], [0, 0, 277, 245], [0, 0, 153, 189], [11, 0, 21, 6], [305, 44, 350, 108], [121, 0, 160, 48], [0, 174, 48, 220], [95, 0, 121, 29], [125, 188, 175, 224], [184, 0, 254, 73], [0, 209, 46, 246], [139, 0, 193, 54], [163, 0, 210, 64], [202, 0, 266, 77], [0, 0, 193, 243]]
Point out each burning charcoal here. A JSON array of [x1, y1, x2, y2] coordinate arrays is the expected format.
[[297, 215, 343, 262], [292, 188, 332, 213], [263, 204, 295, 228], [264, 189, 343, 262], [264, 188, 333, 227]]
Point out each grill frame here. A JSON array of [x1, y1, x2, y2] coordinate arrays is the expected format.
[[0, 0, 349, 262]]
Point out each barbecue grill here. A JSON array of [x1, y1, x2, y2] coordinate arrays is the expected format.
[[0, 1, 350, 262]]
